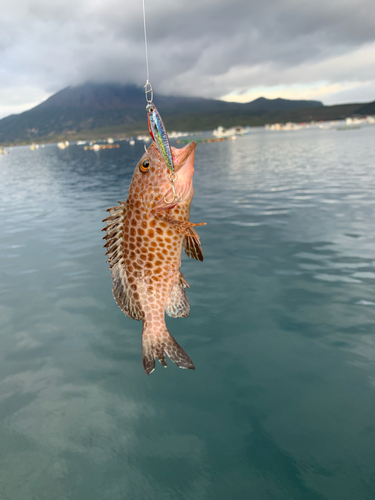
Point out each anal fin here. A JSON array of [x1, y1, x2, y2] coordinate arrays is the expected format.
[[166, 275, 190, 318]]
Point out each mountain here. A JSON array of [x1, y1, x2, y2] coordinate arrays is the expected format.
[[240, 96, 323, 112], [0, 83, 324, 144], [355, 100, 375, 115]]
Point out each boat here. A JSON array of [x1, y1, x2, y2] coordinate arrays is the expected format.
[[213, 125, 250, 138], [337, 125, 360, 131], [136, 135, 151, 142], [83, 144, 120, 151]]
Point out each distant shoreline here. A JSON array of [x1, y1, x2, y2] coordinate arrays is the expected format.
[[0, 83, 373, 146]]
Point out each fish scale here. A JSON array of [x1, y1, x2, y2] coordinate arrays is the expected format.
[[103, 140, 205, 374]]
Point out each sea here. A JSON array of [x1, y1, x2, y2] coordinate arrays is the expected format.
[[1, 125, 375, 500]]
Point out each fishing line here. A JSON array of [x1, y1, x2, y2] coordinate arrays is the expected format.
[[141, 0, 179, 201], [142, 0, 153, 103]]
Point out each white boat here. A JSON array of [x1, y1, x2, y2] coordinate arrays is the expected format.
[[212, 126, 245, 138], [168, 131, 189, 139], [136, 135, 151, 142], [129, 139, 135, 146]]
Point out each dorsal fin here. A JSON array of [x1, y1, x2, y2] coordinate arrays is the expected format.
[[103, 203, 143, 321]]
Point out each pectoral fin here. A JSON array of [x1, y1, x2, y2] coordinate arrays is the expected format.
[[183, 235, 204, 261], [153, 211, 206, 238]]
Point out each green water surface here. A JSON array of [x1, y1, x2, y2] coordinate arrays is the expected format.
[[1, 127, 375, 499]]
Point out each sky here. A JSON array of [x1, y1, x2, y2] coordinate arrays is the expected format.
[[1, 0, 375, 118]]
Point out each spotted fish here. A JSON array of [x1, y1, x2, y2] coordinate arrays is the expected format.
[[103, 141, 205, 375]]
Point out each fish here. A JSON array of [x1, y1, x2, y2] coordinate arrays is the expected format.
[[103, 140, 205, 375], [146, 102, 174, 173]]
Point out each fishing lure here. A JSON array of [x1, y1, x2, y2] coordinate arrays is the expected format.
[[146, 102, 175, 173]]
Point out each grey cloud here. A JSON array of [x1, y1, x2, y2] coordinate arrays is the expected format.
[[1, 0, 375, 108]]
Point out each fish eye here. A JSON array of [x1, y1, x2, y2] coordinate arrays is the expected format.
[[149, 106, 154, 113], [140, 158, 151, 172]]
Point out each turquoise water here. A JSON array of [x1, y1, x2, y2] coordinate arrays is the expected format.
[[1, 127, 375, 499]]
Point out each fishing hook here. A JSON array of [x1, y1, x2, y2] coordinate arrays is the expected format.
[[164, 172, 182, 204]]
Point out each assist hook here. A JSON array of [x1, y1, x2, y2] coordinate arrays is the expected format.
[[164, 171, 182, 204]]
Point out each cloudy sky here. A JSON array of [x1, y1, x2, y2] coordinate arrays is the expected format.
[[1, 0, 375, 118]]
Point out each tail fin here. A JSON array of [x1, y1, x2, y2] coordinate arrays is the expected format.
[[142, 327, 195, 375]]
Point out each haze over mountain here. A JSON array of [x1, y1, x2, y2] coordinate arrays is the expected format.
[[35, 84, 323, 112], [0, 83, 373, 145]]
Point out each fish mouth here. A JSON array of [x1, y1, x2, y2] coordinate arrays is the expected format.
[[168, 141, 196, 205], [152, 141, 197, 212], [173, 141, 197, 174]]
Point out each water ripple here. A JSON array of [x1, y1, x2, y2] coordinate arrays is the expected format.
[[1, 129, 375, 499]]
